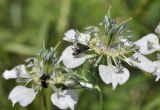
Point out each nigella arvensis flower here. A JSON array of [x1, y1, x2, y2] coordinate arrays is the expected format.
[[3, 47, 78, 110], [60, 8, 160, 90]]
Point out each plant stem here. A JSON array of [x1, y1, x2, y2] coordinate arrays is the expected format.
[[43, 89, 47, 110], [40, 90, 46, 110], [42, 89, 53, 110], [99, 86, 103, 110], [46, 88, 52, 110]]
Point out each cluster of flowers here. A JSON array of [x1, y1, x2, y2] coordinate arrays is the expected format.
[[3, 9, 160, 110]]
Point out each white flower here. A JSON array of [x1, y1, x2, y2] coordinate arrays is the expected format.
[[64, 29, 91, 45], [99, 65, 130, 90], [125, 53, 156, 73], [8, 86, 37, 107], [3, 65, 38, 107], [3, 65, 29, 80], [135, 34, 160, 55], [3, 64, 78, 109], [51, 90, 78, 110], [155, 23, 160, 34], [62, 14, 160, 90]]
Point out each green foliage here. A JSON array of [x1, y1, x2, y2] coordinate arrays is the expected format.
[[0, 0, 160, 110]]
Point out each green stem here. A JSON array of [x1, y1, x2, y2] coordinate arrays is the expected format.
[[42, 89, 52, 110], [40, 90, 46, 110], [99, 86, 103, 110], [43, 89, 47, 110], [46, 88, 52, 110]]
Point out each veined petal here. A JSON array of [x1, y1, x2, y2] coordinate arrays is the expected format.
[[3, 65, 29, 80], [51, 90, 78, 110], [99, 65, 130, 90], [8, 86, 37, 107], [63, 29, 76, 42], [78, 33, 91, 45], [126, 53, 156, 73], [59, 46, 87, 68], [63, 29, 91, 45], [135, 34, 160, 55]]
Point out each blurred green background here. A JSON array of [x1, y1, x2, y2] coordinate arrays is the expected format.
[[0, 0, 160, 110]]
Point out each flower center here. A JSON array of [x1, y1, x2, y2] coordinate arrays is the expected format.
[[90, 45, 127, 57]]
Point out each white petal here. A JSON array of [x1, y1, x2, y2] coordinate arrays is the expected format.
[[126, 53, 156, 73], [78, 33, 91, 45], [59, 46, 87, 68], [3, 65, 29, 80], [99, 65, 130, 90], [153, 61, 160, 81], [51, 90, 78, 110], [8, 86, 37, 107], [135, 34, 160, 55], [63, 29, 76, 42], [63, 29, 91, 45]]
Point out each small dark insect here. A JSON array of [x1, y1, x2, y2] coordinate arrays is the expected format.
[[73, 48, 82, 55], [54, 83, 68, 90], [40, 74, 50, 88], [72, 44, 89, 56]]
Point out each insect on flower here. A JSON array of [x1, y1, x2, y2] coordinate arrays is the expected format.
[[3, 46, 78, 110], [60, 7, 160, 90], [72, 43, 89, 56], [40, 73, 50, 88]]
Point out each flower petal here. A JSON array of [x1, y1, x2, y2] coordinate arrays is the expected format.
[[78, 33, 91, 45], [8, 86, 37, 107], [126, 53, 156, 73], [99, 65, 130, 90], [3, 65, 29, 80], [59, 46, 87, 68], [63, 29, 91, 45], [63, 29, 76, 42], [135, 34, 160, 55], [51, 90, 78, 110]]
